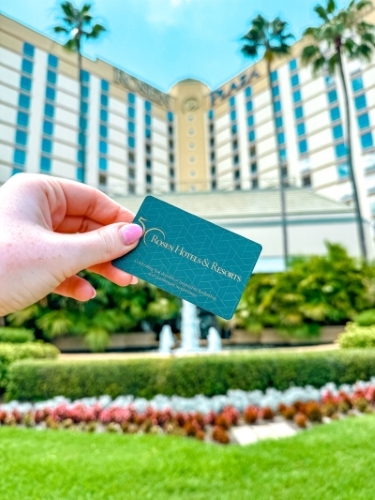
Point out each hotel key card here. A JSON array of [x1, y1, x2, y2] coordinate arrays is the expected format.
[[113, 196, 262, 320]]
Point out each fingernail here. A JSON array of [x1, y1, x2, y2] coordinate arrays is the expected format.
[[120, 224, 143, 245], [131, 276, 138, 285], [91, 288, 97, 299]]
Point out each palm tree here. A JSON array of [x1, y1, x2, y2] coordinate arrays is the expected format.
[[241, 16, 294, 269], [301, 0, 375, 261], [54, 2, 106, 184]]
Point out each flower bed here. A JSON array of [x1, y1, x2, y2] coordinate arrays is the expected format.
[[2, 379, 375, 444]]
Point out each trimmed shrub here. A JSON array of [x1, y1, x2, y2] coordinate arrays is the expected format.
[[0, 343, 59, 391], [0, 328, 34, 343], [338, 323, 375, 348], [354, 309, 375, 327], [6, 349, 375, 402]]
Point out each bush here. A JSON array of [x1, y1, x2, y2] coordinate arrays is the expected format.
[[7, 349, 375, 402], [0, 328, 34, 343], [338, 323, 375, 348], [0, 343, 59, 392], [354, 309, 375, 327]]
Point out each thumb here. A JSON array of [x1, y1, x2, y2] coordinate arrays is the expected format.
[[60, 223, 143, 273]]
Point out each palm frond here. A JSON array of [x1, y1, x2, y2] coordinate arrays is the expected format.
[[87, 23, 106, 39], [327, 52, 339, 74], [61, 1, 76, 19], [301, 44, 321, 64], [327, 0, 336, 14], [53, 26, 69, 34], [314, 4, 330, 23]]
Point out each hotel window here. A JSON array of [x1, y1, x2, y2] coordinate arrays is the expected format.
[[19, 94, 30, 109], [337, 163, 349, 178], [17, 112, 28, 127], [247, 115, 254, 127], [335, 142, 347, 158], [211, 180, 217, 190], [361, 132, 373, 149], [82, 85, 89, 99], [246, 100, 253, 112], [281, 166, 288, 178], [146, 174, 152, 184], [99, 174, 107, 186], [170, 168, 175, 177], [279, 149, 287, 162], [251, 162, 257, 174], [245, 86, 252, 98], [146, 159, 152, 169], [23, 42, 34, 58], [357, 113, 370, 130], [80, 70, 90, 83], [129, 183, 135, 194], [231, 124, 237, 135], [230, 110, 236, 121], [21, 59, 33, 74], [330, 107, 340, 121], [272, 85, 280, 98], [128, 92, 136, 104], [99, 125, 108, 138], [77, 168, 84, 182], [145, 114, 152, 126], [328, 89, 338, 103], [80, 101, 88, 114], [145, 128, 151, 139], [294, 106, 303, 120], [351, 76, 364, 92], [168, 125, 173, 135], [128, 121, 135, 134], [332, 124, 343, 140], [145, 100, 152, 112], [229, 96, 235, 108], [248, 130, 255, 142], [297, 123, 306, 136], [78, 133, 86, 147], [48, 54, 58, 68], [233, 154, 239, 165], [289, 59, 297, 71], [99, 141, 107, 154], [42, 139, 52, 153], [169, 139, 174, 149], [169, 153, 174, 163], [99, 157, 107, 171], [128, 136, 135, 148], [129, 167, 135, 179], [273, 100, 281, 113], [250, 146, 256, 158], [14, 149, 26, 165], [277, 132, 285, 145], [128, 106, 135, 119], [167, 111, 174, 122], [252, 178, 259, 189], [15, 130, 27, 146], [234, 169, 240, 180], [45, 87, 56, 101], [77, 150, 85, 164], [275, 116, 283, 129], [128, 152, 135, 164], [291, 74, 299, 87], [40, 156, 51, 172], [270, 70, 278, 82], [211, 166, 216, 176], [209, 123, 214, 134], [47, 70, 57, 85], [146, 144, 151, 155], [100, 109, 108, 121], [293, 90, 301, 103], [354, 94, 366, 110], [20, 76, 32, 92], [302, 174, 311, 187], [101, 79, 109, 92], [44, 103, 54, 118], [79, 117, 87, 130], [210, 137, 215, 147], [232, 139, 238, 150], [100, 94, 108, 106], [298, 139, 308, 155]]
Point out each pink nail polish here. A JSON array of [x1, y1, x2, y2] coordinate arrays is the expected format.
[[120, 224, 143, 245], [91, 289, 97, 299]]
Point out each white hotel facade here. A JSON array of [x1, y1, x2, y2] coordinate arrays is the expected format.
[[0, 6, 375, 228]]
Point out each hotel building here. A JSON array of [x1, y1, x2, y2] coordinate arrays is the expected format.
[[0, 5, 375, 229]]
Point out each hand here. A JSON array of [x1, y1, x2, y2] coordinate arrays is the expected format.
[[0, 173, 143, 316]]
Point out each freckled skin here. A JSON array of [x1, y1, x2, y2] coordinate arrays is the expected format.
[[0, 174, 140, 316]]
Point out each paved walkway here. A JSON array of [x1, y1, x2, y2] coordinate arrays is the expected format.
[[59, 343, 338, 361]]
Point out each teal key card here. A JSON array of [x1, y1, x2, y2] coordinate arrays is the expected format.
[[113, 196, 262, 320]]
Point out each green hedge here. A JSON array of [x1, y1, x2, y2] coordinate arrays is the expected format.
[[0, 327, 34, 343], [6, 349, 375, 401], [339, 323, 375, 348], [0, 343, 59, 392]]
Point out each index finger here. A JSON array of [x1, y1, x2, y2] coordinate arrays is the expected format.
[[53, 177, 134, 226]]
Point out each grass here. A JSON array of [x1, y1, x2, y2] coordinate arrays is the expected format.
[[1, 416, 375, 500]]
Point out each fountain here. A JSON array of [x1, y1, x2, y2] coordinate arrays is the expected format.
[[158, 325, 174, 353], [207, 326, 222, 352], [174, 300, 202, 353]]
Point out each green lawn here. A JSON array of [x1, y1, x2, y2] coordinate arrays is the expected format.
[[1, 416, 375, 500]]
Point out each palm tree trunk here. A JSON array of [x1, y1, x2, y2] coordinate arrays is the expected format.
[[337, 50, 367, 261], [267, 62, 289, 269], [78, 50, 86, 184]]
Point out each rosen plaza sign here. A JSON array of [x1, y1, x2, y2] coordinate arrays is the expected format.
[[114, 68, 170, 109], [210, 69, 260, 105]]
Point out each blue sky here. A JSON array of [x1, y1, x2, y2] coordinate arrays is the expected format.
[[0, 0, 350, 92]]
